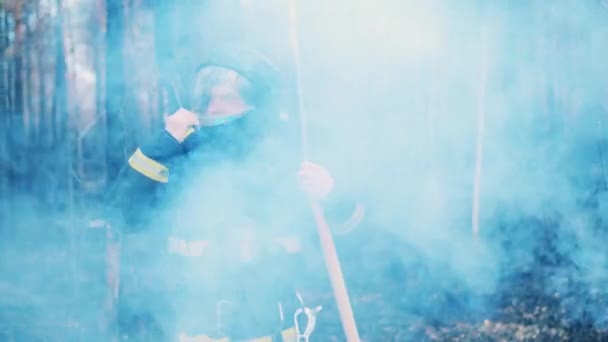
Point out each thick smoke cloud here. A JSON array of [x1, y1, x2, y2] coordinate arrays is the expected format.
[[192, 0, 608, 330], [2, 0, 608, 340]]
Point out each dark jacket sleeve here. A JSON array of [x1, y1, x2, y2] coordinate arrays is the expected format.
[[104, 129, 192, 234]]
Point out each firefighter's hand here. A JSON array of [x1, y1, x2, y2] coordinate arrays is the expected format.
[[297, 161, 335, 201], [165, 108, 200, 143]]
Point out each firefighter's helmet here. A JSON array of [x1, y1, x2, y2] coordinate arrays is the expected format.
[[174, 45, 283, 154], [171, 44, 281, 121]]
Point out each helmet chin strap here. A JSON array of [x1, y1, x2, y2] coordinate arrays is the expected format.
[[199, 113, 244, 127], [199, 107, 255, 127]]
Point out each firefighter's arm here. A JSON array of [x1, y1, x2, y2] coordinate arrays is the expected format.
[[104, 130, 186, 233], [105, 109, 200, 233]]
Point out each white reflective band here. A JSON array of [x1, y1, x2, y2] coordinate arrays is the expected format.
[[167, 235, 303, 257], [128, 148, 169, 183], [334, 203, 365, 236], [168, 236, 209, 257]]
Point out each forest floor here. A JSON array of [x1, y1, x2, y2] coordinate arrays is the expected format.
[[2, 226, 608, 341], [310, 290, 608, 341]]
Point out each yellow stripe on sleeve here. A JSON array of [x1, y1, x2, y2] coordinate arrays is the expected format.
[[128, 148, 169, 183], [184, 127, 196, 139]]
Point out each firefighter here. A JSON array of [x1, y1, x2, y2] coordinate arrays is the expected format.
[[105, 46, 365, 342]]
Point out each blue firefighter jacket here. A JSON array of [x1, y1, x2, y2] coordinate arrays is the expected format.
[[104, 120, 365, 337]]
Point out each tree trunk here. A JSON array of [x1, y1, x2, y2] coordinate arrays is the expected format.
[[0, 8, 10, 236], [105, 0, 126, 182]]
